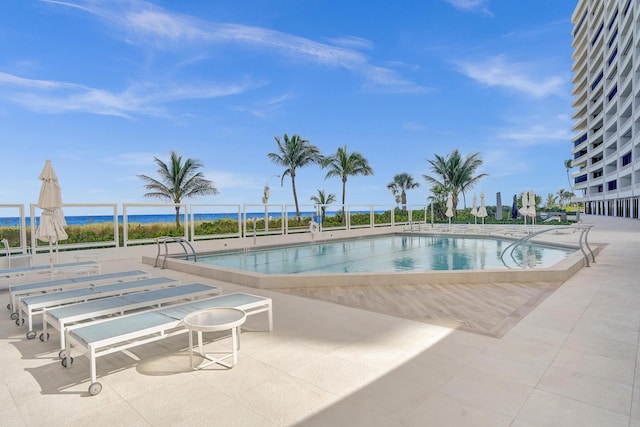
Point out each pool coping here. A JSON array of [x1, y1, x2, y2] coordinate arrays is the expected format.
[[142, 233, 602, 290]]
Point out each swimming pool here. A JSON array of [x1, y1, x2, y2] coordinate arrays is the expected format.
[[196, 235, 573, 274], [148, 231, 588, 290]]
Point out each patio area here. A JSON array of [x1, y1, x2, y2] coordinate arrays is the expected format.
[[1, 214, 639, 426]]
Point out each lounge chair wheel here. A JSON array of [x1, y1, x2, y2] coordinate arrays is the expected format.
[[58, 350, 66, 359], [61, 357, 73, 368], [10, 312, 18, 320], [88, 382, 102, 396], [15, 318, 24, 326], [26, 331, 36, 340], [39, 333, 50, 342], [6, 304, 11, 310]]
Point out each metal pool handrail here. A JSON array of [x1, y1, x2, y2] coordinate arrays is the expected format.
[[154, 236, 197, 269], [500, 225, 595, 269]]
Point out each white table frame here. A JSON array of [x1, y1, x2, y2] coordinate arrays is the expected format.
[[183, 308, 247, 370]]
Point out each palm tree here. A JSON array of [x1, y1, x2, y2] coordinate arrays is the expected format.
[[564, 159, 573, 189], [545, 193, 557, 210], [387, 173, 420, 213], [322, 145, 374, 222], [268, 134, 322, 218], [138, 151, 218, 228], [310, 189, 336, 221], [423, 149, 487, 213]]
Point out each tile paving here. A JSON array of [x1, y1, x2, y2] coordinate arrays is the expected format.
[[0, 214, 638, 426]]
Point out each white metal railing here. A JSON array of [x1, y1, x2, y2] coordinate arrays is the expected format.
[[122, 203, 188, 247], [4, 201, 610, 252], [29, 203, 118, 254], [190, 204, 243, 241], [0, 204, 28, 255]]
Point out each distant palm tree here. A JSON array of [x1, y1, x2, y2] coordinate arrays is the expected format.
[[545, 193, 557, 210], [268, 134, 322, 218], [310, 189, 336, 221], [564, 159, 573, 189], [138, 151, 218, 228], [387, 173, 420, 213], [322, 145, 374, 222], [423, 149, 487, 212]]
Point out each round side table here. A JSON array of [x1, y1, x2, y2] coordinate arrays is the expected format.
[[183, 307, 247, 370]]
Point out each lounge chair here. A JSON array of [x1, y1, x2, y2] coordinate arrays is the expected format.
[[42, 283, 220, 351], [8, 270, 149, 316], [1, 260, 100, 280], [62, 292, 273, 395], [18, 275, 176, 337]]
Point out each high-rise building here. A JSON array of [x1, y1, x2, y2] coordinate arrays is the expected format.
[[570, 0, 638, 218]]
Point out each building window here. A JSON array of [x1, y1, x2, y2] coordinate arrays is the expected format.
[[608, 9, 618, 31], [607, 180, 617, 191], [573, 133, 588, 146], [622, 152, 632, 166], [591, 23, 603, 46], [574, 10, 588, 36], [591, 72, 604, 90], [608, 29, 618, 49], [608, 48, 618, 66]]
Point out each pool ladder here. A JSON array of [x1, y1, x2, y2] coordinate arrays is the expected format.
[[154, 236, 197, 269], [500, 224, 595, 269]]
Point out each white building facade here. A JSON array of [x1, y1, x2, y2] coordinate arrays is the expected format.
[[570, 0, 639, 218]]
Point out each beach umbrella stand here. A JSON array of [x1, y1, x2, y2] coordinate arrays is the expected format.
[[445, 194, 454, 231], [35, 160, 68, 277]]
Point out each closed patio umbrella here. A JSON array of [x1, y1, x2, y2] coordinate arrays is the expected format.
[[528, 189, 536, 227], [470, 194, 478, 224], [478, 192, 488, 225], [445, 194, 454, 229], [35, 160, 68, 275], [519, 191, 529, 226]]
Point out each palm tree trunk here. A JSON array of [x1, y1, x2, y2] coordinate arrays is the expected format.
[[291, 175, 300, 218], [341, 179, 346, 223], [401, 191, 407, 214], [174, 206, 181, 228]]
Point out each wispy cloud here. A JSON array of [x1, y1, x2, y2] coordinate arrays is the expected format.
[[230, 92, 294, 119], [103, 152, 160, 167], [42, 0, 426, 94], [497, 124, 571, 147], [481, 148, 529, 177], [445, 0, 493, 16], [325, 36, 375, 50], [456, 55, 566, 98], [0, 72, 255, 118]]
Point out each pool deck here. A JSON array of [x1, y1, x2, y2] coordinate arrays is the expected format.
[[1, 214, 639, 426]]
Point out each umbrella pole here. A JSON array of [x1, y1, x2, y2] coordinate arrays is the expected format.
[[49, 241, 54, 279]]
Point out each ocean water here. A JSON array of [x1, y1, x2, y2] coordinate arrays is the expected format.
[[0, 211, 339, 227]]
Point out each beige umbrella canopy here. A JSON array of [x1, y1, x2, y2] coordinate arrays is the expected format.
[[470, 194, 478, 224], [519, 191, 530, 226], [478, 192, 488, 224], [528, 189, 536, 226], [445, 194, 454, 228], [35, 160, 68, 272]]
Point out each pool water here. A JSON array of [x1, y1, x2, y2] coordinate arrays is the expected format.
[[197, 235, 574, 274]]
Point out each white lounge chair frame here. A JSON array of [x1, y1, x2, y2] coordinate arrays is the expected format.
[[1, 260, 100, 280], [8, 269, 149, 315], [43, 283, 220, 351], [62, 292, 272, 395], [18, 275, 176, 338]]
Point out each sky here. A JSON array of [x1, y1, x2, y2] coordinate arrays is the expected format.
[[0, 0, 578, 215]]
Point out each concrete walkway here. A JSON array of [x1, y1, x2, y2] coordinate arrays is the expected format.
[[1, 214, 639, 426]]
